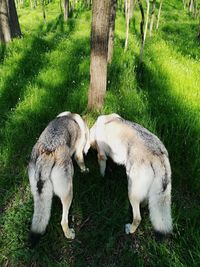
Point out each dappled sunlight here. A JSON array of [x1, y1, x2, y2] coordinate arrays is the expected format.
[[0, 0, 200, 266]]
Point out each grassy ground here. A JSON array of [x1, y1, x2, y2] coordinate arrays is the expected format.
[[0, 0, 200, 266]]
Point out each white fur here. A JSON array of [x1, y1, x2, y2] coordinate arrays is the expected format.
[[58, 111, 90, 155], [90, 114, 173, 235], [51, 165, 75, 239], [29, 162, 53, 234]]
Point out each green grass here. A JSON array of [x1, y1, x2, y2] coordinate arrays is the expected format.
[[0, 0, 200, 266]]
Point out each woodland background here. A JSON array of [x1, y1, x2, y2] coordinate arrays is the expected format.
[[0, 0, 200, 266]]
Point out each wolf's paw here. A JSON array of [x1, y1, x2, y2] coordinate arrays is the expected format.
[[125, 223, 137, 234], [65, 228, 75, 239], [81, 167, 89, 173]]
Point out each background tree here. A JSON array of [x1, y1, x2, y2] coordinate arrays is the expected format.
[[144, 0, 150, 41], [124, 0, 130, 50], [130, 0, 135, 19], [137, 0, 145, 63], [88, 0, 111, 110], [42, 0, 46, 20], [64, 0, 69, 21], [0, 0, 21, 43], [149, 0, 156, 36], [108, 0, 117, 63], [156, 0, 163, 31]]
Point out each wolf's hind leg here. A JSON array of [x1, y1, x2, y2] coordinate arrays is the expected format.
[[51, 164, 75, 239], [75, 151, 89, 173], [60, 189, 75, 239], [98, 153, 107, 177], [125, 196, 141, 234]]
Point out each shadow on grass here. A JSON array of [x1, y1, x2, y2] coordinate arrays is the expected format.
[[0, 16, 78, 213], [0, 43, 6, 63], [135, 57, 200, 193], [0, 15, 75, 129], [0, 19, 100, 266], [161, 22, 200, 60]]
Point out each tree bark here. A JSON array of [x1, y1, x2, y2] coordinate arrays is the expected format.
[[124, 0, 130, 51], [149, 0, 156, 37], [107, 0, 117, 63], [64, 0, 69, 21], [42, 0, 46, 21], [137, 0, 145, 63], [130, 0, 135, 19], [144, 0, 150, 42], [0, 0, 21, 43], [34, 0, 37, 8], [189, 0, 194, 13], [88, 0, 111, 110], [156, 0, 163, 32]]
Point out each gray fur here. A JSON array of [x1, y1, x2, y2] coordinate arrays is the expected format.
[[116, 117, 168, 157], [90, 113, 172, 235], [29, 112, 90, 244]]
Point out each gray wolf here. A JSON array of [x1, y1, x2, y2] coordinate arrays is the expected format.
[[28, 111, 90, 246], [90, 113, 172, 235]]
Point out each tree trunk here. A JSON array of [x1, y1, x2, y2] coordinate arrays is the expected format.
[[144, 0, 150, 42], [107, 0, 117, 63], [129, 0, 135, 19], [124, 0, 130, 51], [149, 0, 156, 37], [137, 0, 145, 63], [189, 0, 194, 12], [34, 0, 37, 8], [88, 0, 111, 110], [60, 0, 63, 13], [0, 0, 22, 43], [64, 0, 69, 21], [42, 0, 46, 21], [156, 0, 163, 32]]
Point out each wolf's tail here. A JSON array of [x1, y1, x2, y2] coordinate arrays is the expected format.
[[70, 113, 90, 154], [57, 111, 90, 154], [148, 154, 173, 234], [28, 150, 55, 246]]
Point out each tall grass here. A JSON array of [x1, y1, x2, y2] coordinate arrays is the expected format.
[[0, 0, 200, 266]]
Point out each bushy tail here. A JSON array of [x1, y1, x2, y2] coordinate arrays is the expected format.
[[71, 113, 90, 154], [148, 155, 173, 234], [28, 153, 55, 246]]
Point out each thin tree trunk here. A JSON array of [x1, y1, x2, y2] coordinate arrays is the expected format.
[[64, 0, 69, 21], [42, 0, 46, 21], [118, 0, 123, 11], [149, 0, 156, 37], [87, 0, 91, 9], [60, 0, 63, 13], [0, 0, 22, 43], [130, 0, 135, 19], [34, 0, 37, 8], [144, 0, 150, 42], [198, 18, 200, 41], [182, 0, 186, 9], [156, 0, 163, 32], [124, 0, 130, 51], [189, 0, 194, 12], [137, 0, 145, 63], [108, 0, 117, 63], [88, 0, 111, 110]]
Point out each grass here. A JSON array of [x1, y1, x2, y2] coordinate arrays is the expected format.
[[0, 0, 200, 266]]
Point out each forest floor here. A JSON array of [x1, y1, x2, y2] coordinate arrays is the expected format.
[[0, 0, 200, 266]]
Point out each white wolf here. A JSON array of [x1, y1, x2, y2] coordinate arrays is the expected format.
[[28, 111, 90, 246], [90, 113, 172, 235]]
